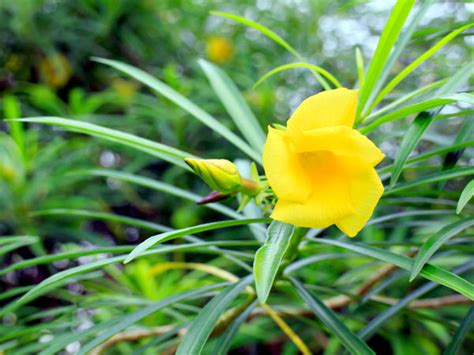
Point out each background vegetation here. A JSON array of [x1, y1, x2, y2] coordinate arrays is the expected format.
[[0, 0, 473, 354]]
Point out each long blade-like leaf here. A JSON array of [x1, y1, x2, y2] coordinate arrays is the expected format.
[[457, 180, 474, 214], [290, 277, 374, 355], [410, 218, 474, 281], [311, 238, 474, 300], [11, 117, 191, 169], [443, 306, 474, 355], [176, 275, 253, 355], [75, 283, 227, 355], [92, 57, 261, 163], [199, 59, 265, 153], [254, 62, 341, 89], [254, 221, 295, 303], [210, 10, 330, 90], [357, 0, 416, 117], [369, 23, 472, 111], [125, 218, 269, 264], [389, 111, 434, 188]]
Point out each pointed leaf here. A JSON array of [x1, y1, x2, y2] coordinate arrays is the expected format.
[[92, 57, 261, 163], [254, 221, 295, 303], [176, 276, 253, 355], [125, 218, 268, 264], [290, 277, 374, 355], [390, 111, 434, 188], [457, 180, 474, 214], [410, 218, 474, 281], [199, 59, 265, 153]]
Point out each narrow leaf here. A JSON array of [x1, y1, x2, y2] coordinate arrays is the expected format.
[[254, 221, 295, 303], [457, 180, 474, 214], [443, 306, 474, 355], [199, 59, 265, 153], [254, 62, 341, 89], [385, 167, 474, 196], [213, 300, 258, 355], [176, 276, 253, 355], [369, 23, 472, 111], [76, 284, 227, 355], [210, 11, 330, 89], [11, 117, 191, 169], [358, 0, 416, 116], [92, 57, 261, 163], [290, 277, 374, 355], [389, 111, 434, 188], [311, 238, 474, 300], [125, 218, 269, 264], [410, 218, 474, 281]]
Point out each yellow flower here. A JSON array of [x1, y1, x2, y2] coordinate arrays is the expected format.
[[207, 36, 233, 64], [262, 88, 384, 237]]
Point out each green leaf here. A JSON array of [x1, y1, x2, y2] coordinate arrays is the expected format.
[[310, 238, 474, 300], [385, 166, 474, 196], [198, 59, 265, 153], [457, 180, 474, 214], [31, 208, 170, 232], [357, 0, 416, 117], [369, 0, 434, 103], [125, 218, 268, 264], [355, 47, 365, 88], [176, 276, 253, 355], [359, 261, 473, 340], [254, 62, 341, 89], [443, 306, 474, 355], [210, 11, 330, 90], [76, 284, 228, 355], [369, 23, 472, 111], [212, 300, 257, 355], [79, 169, 243, 220], [389, 111, 434, 188], [410, 218, 474, 281], [1, 241, 255, 315], [92, 57, 261, 163], [360, 96, 466, 133], [363, 79, 446, 123], [11, 117, 191, 169], [253, 221, 295, 303], [0, 236, 38, 256], [290, 277, 374, 355]]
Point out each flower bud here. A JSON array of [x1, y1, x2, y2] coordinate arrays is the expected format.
[[185, 158, 242, 194]]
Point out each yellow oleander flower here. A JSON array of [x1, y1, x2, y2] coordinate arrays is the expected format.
[[207, 36, 233, 64], [262, 88, 384, 237]]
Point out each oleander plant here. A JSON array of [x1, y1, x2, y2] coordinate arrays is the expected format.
[[1, 1, 473, 354]]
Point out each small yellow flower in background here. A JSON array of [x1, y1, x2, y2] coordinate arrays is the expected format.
[[263, 88, 384, 237], [38, 53, 72, 89], [207, 36, 234, 64]]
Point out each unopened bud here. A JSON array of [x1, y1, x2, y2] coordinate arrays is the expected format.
[[185, 158, 242, 194]]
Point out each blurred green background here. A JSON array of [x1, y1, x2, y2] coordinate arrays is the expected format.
[[0, 1, 472, 354]]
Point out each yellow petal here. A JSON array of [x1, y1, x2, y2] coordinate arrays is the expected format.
[[271, 152, 355, 228], [287, 88, 358, 133], [335, 158, 384, 237], [290, 126, 385, 166], [262, 127, 313, 202]]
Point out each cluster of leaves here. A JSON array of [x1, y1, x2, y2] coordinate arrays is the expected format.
[[1, 0, 473, 354]]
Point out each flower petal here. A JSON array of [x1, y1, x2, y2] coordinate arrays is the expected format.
[[287, 88, 358, 132], [335, 159, 384, 237], [262, 127, 312, 202], [270, 152, 355, 228], [290, 126, 385, 166]]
